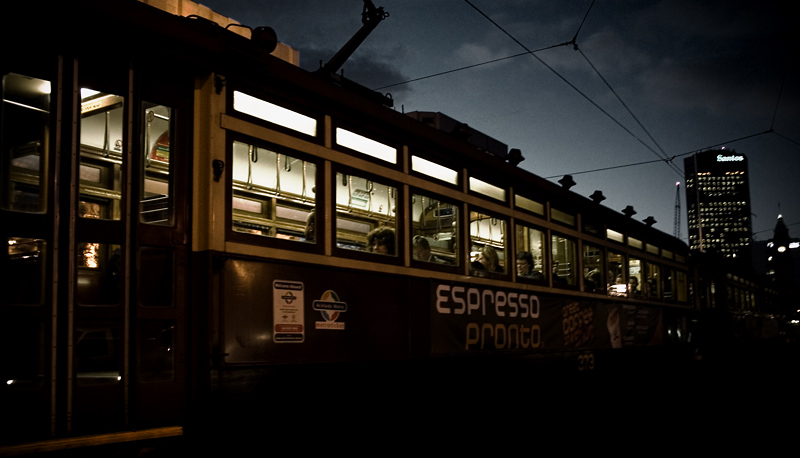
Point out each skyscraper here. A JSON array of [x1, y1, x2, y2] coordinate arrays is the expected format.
[[684, 149, 753, 261]]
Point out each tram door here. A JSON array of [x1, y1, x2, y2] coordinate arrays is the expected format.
[[73, 62, 190, 433], [1, 58, 190, 443]]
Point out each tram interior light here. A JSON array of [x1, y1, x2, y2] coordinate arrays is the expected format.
[[336, 128, 396, 164]]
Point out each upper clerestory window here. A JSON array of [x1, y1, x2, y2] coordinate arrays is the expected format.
[[233, 91, 317, 137]]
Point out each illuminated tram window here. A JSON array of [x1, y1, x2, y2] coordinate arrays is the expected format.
[[551, 208, 575, 226], [647, 262, 661, 299], [470, 211, 506, 274], [551, 233, 576, 286], [411, 193, 458, 265], [515, 224, 546, 281], [628, 236, 642, 250], [1, 73, 51, 213], [646, 243, 659, 255], [582, 243, 604, 293], [335, 128, 396, 164], [335, 172, 397, 255], [469, 177, 505, 201], [411, 155, 457, 184], [233, 91, 317, 137], [231, 141, 316, 242], [79, 88, 125, 221], [141, 102, 174, 225], [607, 229, 624, 243], [608, 250, 626, 296], [628, 257, 643, 298], [515, 194, 544, 215]]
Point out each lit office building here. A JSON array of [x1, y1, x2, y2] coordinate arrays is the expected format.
[[684, 149, 753, 261]]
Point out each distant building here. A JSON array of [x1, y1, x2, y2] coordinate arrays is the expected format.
[[684, 149, 753, 263]]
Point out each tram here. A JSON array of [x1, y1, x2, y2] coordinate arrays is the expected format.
[[1, 0, 693, 452]]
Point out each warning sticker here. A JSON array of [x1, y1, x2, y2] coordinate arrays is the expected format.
[[273, 280, 304, 343]]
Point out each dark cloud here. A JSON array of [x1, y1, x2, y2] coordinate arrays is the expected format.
[[297, 47, 413, 97]]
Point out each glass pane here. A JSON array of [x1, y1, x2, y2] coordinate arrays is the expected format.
[[75, 323, 121, 385], [551, 234, 576, 286], [138, 320, 174, 382], [515, 224, 545, 280], [3, 237, 46, 305], [141, 102, 173, 225], [231, 141, 316, 241], [607, 251, 626, 296], [646, 263, 661, 299], [582, 244, 604, 293], [470, 212, 506, 274], [1, 320, 45, 388], [79, 88, 125, 220], [676, 271, 688, 302], [411, 193, 458, 265], [663, 267, 675, 300], [335, 172, 397, 255], [1, 73, 50, 213], [138, 247, 173, 307], [76, 243, 122, 306], [628, 257, 643, 297]]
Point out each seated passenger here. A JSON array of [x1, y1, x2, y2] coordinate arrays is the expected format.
[[627, 276, 641, 297], [516, 251, 543, 279], [413, 235, 448, 264], [472, 245, 502, 273], [367, 227, 395, 255], [304, 209, 316, 242], [584, 269, 602, 292]]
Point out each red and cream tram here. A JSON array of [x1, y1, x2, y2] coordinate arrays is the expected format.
[[1, 0, 692, 453]]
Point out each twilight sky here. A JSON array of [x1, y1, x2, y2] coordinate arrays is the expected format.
[[198, 0, 799, 242]]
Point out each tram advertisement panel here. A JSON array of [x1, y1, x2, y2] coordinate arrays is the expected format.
[[431, 281, 662, 355]]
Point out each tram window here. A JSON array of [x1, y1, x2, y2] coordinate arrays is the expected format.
[[335, 128, 396, 164], [646, 262, 661, 298], [551, 234, 576, 286], [608, 250, 626, 296], [75, 323, 121, 386], [411, 193, 458, 265], [469, 177, 505, 201], [662, 249, 674, 260], [79, 88, 125, 221], [607, 229, 624, 243], [582, 243, 604, 293], [663, 267, 675, 300], [76, 243, 122, 306], [336, 172, 397, 255], [1, 73, 50, 213], [628, 236, 643, 250], [411, 155, 458, 185], [1, 320, 45, 389], [3, 237, 46, 306], [470, 211, 506, 274], [676, 271, 688, 302], [646, 243, 659, 255], [551, 208, 575, 226], [138, 247, 173, 308], [515, 194, 544, 215], [628, 256, 643, 297], [231, 141, 316, 242], [233, 91, 317, 137], [137, 320, 175, 382], [515, 224, 546, 281], [140, 102, 174, 225]]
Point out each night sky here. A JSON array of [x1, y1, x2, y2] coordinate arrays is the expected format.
[[197, 0, 799, 243]]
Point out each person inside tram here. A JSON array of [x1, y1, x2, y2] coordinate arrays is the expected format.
[[412, 235, 447, 264], [303, 209, 316, 242], [472, 245, 502, 272], [584, 268, 602, 292], [552, 261, 566, 283], [367, 227, 395, 255], [516, 251, 543, 279], [627, 276, 641, 297]]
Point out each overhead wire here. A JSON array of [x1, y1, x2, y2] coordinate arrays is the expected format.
[[463, 0, 688, 180]]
